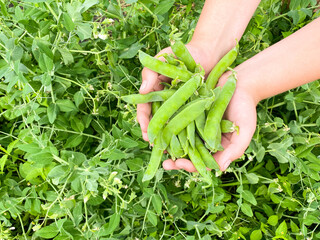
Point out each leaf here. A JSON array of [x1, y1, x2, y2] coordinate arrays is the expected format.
[[56, 99, 77, 112], [74, 91, 84, 107], [47, 102, 59, 124], [63, 12, 75, 31], [246, 173, 259, 184], [35, 224, 59, 239], [82, 0, 99, 12], [147, 210, 158, 226], [268, 215, 278, 226], [58, 48, 74, 65], [18, 143, 41, 154], [75, 22, 92, 41], [151, 194, 162, 215], [275, 220, 287, 236], [119, 42, 144, 59], [99, 213, 121, 236], [240, 203, 253, 217], [153, 0, 175, 15], [0, 155, 8, 172], [242, 190, 257, 205], [119, 136, 139, 148], [250, 230, 262, 240], [65, 135, 83, 148]]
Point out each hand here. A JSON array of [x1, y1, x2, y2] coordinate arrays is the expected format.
[[163, 75, 257, 172], [137, 42, 216, 141]]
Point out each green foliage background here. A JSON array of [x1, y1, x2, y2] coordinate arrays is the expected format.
[[0, 0, 320, 239]]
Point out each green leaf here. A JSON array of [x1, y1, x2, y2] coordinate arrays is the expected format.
[[246, 173, 259, 184], [240, 203, 253, 217], [65, 135, 83, 148], [35, 224, 59, 239], [153, 0, 175, 15], [275, 221, 287, 236], [250, 230, 262, 240], [18, 143, 41, 154], [268, 215, 278, 226], [119, 136, 139, 148], [63, 12, 75, 31], [82, 0, 99, 12], [151, 194, 162, 215], [75, 22, 92, 41], [147, 210, 158, 226], [58, 47, 74, 65], [47, 103, 59, 124], [290, 220, 300, 233], [0, 155, 8, 172], [99, 213, 121, 236], [119, 42, 144, 59], [242, 190, 257, 205], [74, 91, 84, 107], [56, 99, 77, 112]]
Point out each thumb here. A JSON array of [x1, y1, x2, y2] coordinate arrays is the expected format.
[[214, 121, 256, 171]]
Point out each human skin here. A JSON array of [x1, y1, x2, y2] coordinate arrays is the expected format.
[[137, 0, 320, 172]]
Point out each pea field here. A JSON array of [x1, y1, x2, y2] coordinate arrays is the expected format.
[[0, 0, 320, 239]]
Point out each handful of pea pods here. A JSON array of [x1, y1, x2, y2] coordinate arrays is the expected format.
[[122, 41, 239, 186]]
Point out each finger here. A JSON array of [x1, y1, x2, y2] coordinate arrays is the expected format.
[[175, 159, 197, 172], [214, 119, 256, 171], [140, 68, 158, 94], [137, 103, 151, 141], [163, 159, 179, 170]]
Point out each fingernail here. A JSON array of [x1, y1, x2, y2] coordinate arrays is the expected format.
[[222, 160, 232, 171], [140, 81, 147, 91]]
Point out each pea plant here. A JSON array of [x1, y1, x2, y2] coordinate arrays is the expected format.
[[0, 0, 319, 239]]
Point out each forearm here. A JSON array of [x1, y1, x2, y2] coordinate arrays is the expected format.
[[190, 0, 261, 62], [235, 17, 320, 104]]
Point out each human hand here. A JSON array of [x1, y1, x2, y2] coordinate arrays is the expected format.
[[162, 73, 258, 172], [137, 42, 217, 141]]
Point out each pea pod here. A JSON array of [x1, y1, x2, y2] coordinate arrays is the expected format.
[[169, 135, 184, 159], [161, 96, 214, 147], [205, 44, 238, 90], [195, 112, 206, 139], [187, 121, 196, 149], [221, 119, 238, 133], [139, 51, 193, 82], [178, 128, 189, 155], [122, 89, 176, 104], [171, 41, 197, 72], [148, 75, 202, 144], [142, 137, 163, 182], [151, 101, 161, 116], [187, 147, 212, 185], [204, 74, 237, 150], [195, 135, 220, 170]]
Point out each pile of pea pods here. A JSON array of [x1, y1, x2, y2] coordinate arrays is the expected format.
[[122, 41, 239, 186]]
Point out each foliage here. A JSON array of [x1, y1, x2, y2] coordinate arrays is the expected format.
[[0, 0, 319, 239]]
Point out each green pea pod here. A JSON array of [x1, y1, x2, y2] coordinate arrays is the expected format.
[[195, 135, 220, 170], [221, 119, 239, 134], [162, 53, 179, 66], [139, 51, 193, 82], [151, 102, 161, 116], [161, 96, 214, 147], [188, 147, 212, 185], [205, 44, 238, 90], [171, 41, 197, 72], [169, 135, 184, 159], [195, 112, 206, 139], [178, 128, 189, 156], [122, 89, 176, 104], [204, 74, 237, 150], [148, 75, 202, 144], [142, 137, 163, 182], [187, 121, 196, 149]]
